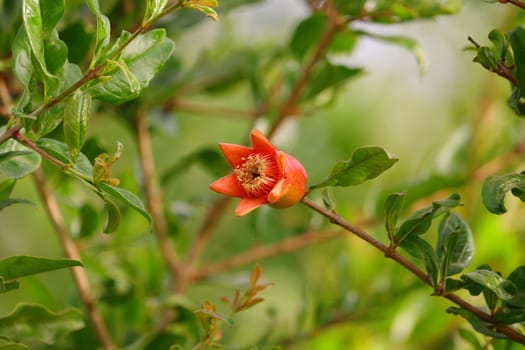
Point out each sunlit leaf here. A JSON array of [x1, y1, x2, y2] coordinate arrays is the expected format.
[[86, 0, 111, 66], [0, 256, 82, 281], [88, 29, 175, 104], [98, 183, 152, 224], [482, 173, 525, 214], [310, 147, 398, 190], [63, 90, 92, 161], [436, 212, 474, 276], [461, 270, 515, 301]]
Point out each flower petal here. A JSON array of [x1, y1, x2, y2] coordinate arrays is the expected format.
[[250, 129, 276, 154], [235, 197, 267, 216], [209, 173, 245, 197], [219, 143, 253, 168], [268, 153, 307, 208]]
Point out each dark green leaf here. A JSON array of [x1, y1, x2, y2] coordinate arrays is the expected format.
[[98, 183, 152, 224], [0, 276, 20, 294], [482, 173, 525, 214], [509, 27, 525, 95], [446, 307, 507, 339], [399, 235, 439, 287], [0, 256, 82, 281], [310, 147, 398, 190], [0, 139, 41, 180], [63, 90, 92, 161], [302, 59, 362, 100], [290, 13, 327, 59], [493, 306, 525, 324], [144, 332, 185, 350], [461, 270, 515, 302], [394, 206, 433, 244], [506, 265, 525, 307], [11, 27, 33, 111], [384, 192, 405, 243], [0, 303, 84, 344], [102, 197, 121, 234], [436, 212, 474, 276], [507, 86, 525, 116], [88, 29, 175, 104]]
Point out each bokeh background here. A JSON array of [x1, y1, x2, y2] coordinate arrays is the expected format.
[[1, 0, 525, 349]]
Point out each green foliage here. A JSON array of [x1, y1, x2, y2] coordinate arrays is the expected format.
[[310, 147, 398, 190], [1, 0, 525, 348]]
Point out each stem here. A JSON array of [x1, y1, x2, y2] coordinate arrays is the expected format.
[[268, 2, 343, 138], [191, 229, 345, 280], [499, 0, 525, 10], [301, 197, 525, 345], [32, 169, 117, 350], [136, 111, 180, 281]]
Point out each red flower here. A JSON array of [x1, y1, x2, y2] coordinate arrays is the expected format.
[[210, 129, 308, 216]]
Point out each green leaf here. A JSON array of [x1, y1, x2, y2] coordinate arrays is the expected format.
[[0, 256, 82, 281], [144, 0, 169, 23], [302, 59, 362, 100], [182, 0, 219, 21], [461, 270, 515, 302], [384, 193, 405, 243], [0, 139, 41, 180], [63, 90, 92, 161], [447, 307, 506, 339], [86, 0, 111, 67], [509, 27, 525, 96], [11, 27, 33, 112], [394, 206, 433, 244], [436, 212, 474, 277], [399, 235, 439, 288], [98, 183, 152, 224], [482, 173, 525, 214], [88, 29, 175, 104], [0, 303, 84, 344], [102, 197, 121, 234], [289, 13, 327, 59], [0, 276, 20, 294], [0, 198, 34, 210], [356, 30, 427, 75], [505, 265, 525, 307], [35, 138, 92, 177], [310, 146, 398, 190]]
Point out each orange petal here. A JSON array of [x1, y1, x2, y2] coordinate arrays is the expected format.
[[250, 129, 276, 154], [219, 143, 253, 167], [235, 197, 267, 216], [267, 153, 307, 208], [210, 173, 245, 197]]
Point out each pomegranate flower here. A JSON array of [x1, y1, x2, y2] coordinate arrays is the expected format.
[[210, 129, 307, 216]]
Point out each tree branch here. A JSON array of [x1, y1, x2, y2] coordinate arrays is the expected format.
[[499, 0, 525, 10], [32, 169, 116, 350], [301, 196, 525, 345], [191, 229, 345, 280], [136, 111, 181, 282]]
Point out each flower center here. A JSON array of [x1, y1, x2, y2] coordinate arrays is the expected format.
[[234, 153, 279, 197]]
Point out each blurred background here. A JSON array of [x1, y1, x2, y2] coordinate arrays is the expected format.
[[1, 0, 525, 349]]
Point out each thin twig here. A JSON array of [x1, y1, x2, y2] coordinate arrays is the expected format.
[[499, 0, 525, 10], [268, 1, 344, 138], [32, 169, 117, 350], [191, 229, 345, 280], [136, 111, 181, 281], [301, 196, 525, 345], [169, 98, 253, 119]]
